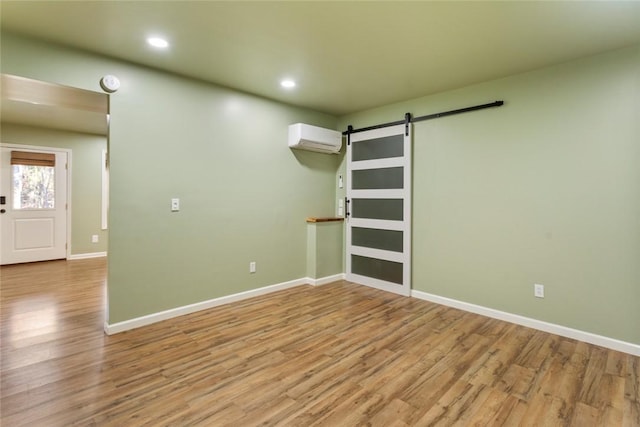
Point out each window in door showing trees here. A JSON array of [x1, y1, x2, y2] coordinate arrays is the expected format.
[[12, 164, 55, 209]]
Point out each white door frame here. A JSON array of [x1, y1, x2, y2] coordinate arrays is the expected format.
[[1, 142, 72, 260], [346, 123, 412, 296]]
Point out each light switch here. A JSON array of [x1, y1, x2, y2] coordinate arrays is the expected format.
[[171, 198, 180, 212]]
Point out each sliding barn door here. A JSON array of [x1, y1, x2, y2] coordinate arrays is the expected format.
[[346, 124, 411, 296]]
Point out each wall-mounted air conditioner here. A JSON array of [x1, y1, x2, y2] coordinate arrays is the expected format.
[[288, 123, 342, 154]]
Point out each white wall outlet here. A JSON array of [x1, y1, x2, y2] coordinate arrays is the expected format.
[[338, 198, 344, 216], [171, 198, 180, 212], [91, 235, 99, 243], [249, 261, 256, 273], [534, 283, 544, 298]]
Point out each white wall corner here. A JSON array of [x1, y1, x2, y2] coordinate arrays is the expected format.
[[411, 290, 640, 357]]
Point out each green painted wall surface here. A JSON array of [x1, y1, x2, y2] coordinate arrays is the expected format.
[[2, 33, 339, 323], [338, 45, 640, 344], [315, 222, 343, 279], [0, 123, 108, 255], [306, 224, 317, 279], [306, 221, 343, 279], [4, 31, 638, 346]]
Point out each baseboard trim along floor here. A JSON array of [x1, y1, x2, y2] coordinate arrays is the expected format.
[[105, 275, 638, 356], [104, 274, 346, 335], [68, 252, 107, 260], [412, 289, 640, 357]]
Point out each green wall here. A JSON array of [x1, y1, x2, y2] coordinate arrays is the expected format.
[[306, 221, 343, 279], [338, 45, 640, 345], [1, 33, 339, 323], [0, 123, 108, 255], [4, 31, 638, 346]]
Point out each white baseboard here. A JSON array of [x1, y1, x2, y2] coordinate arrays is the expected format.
[[104, 275, 638, 355], [105, 273, 347, 335], [105, 277, 308, 335], [411, 290, 640, 357], [69, 252, 107, 260], [308, 273, 346, 286]]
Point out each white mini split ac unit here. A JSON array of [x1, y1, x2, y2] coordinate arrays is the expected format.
[[288, 123, 342, 154]]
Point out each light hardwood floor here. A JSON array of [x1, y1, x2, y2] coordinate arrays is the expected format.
[[1, 258, 638, 426]]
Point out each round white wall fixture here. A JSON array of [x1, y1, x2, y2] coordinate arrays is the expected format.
[[100, 75, 120, 93]]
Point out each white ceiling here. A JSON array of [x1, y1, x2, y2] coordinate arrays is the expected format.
[[2, 1, 640, 116]]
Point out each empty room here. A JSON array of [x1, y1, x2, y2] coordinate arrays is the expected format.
[[1, 1, 639, 425]]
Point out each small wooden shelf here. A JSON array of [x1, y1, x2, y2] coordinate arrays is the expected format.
[[306, 217, 345, 223]]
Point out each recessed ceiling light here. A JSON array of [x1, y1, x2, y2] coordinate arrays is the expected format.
[[147, 37, 169, 48], [280, 79, 296, 89]]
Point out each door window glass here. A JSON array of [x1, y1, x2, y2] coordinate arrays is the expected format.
[[351, 198, 403, 221], [12, 165, 55, 209], [352, 167, 403, 190], [352, 227, 403, 252], [351, 255, 403, 285], [352, 134, 404, 161]]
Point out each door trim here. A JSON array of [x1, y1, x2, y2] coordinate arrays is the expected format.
[[1, 143, 72, 260]]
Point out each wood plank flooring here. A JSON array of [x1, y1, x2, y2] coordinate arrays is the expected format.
[[1, 258, 639, 426]]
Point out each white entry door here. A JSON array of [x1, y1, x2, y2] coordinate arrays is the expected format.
[[346, 124, 412, 296], [0, 146, 68, 265]]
